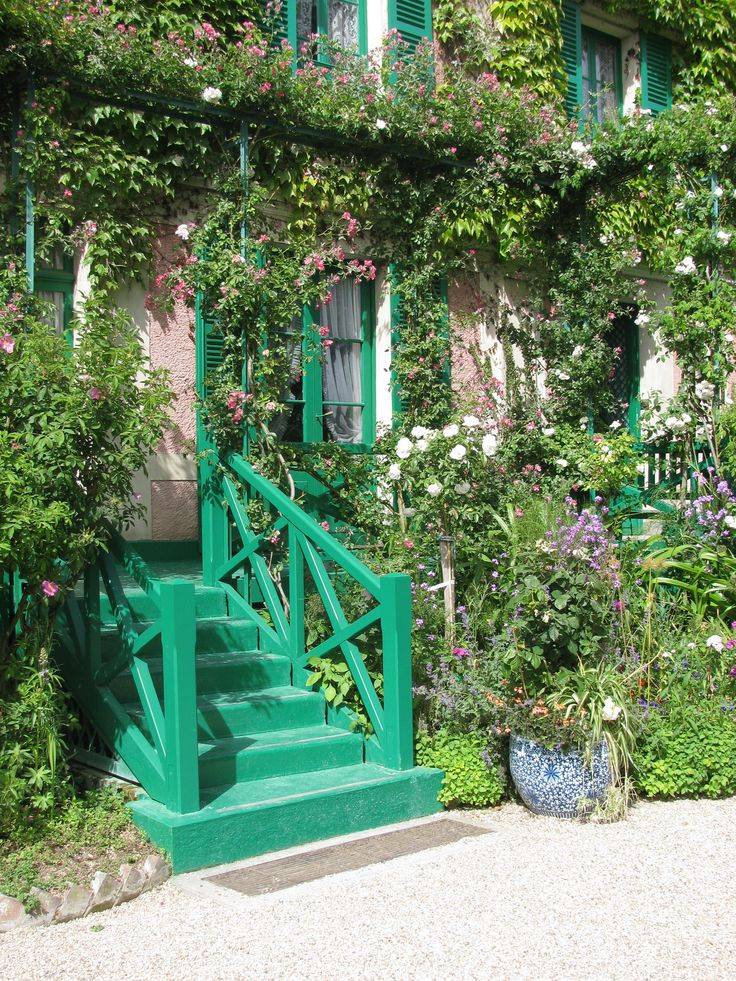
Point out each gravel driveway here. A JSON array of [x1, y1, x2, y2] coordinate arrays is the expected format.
[[3, 797, 734, 980]]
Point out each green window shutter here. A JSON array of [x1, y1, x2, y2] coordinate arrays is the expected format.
[[641, 33, 672, 114], [195, 295, 225, 400], [388, 0, 433, 55], [561, 0, 583, 119], [270, 0, 297, 65]]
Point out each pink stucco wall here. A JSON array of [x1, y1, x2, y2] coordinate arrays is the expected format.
[[147, 227, 198, 539], [448, 275, 485, 397], [151, 480, 199, 541]]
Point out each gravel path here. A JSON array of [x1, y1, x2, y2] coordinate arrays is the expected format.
[[3, 797, 735, 980]]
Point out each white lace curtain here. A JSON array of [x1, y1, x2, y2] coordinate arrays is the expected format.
[[321, 279, 362, 444]]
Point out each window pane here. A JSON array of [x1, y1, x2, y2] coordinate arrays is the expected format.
[[321, 279, 363, 443], [38, 290, 65, 335], [328, 0, 358, 48], [270, 321, 304, 440], [321, 279, 361, 340], [271, 402, 304, 442], [297, 0, 316, 42], [323, 406, 362, 444], [581, 33, 592, 117], [595, 40, 618, 120]]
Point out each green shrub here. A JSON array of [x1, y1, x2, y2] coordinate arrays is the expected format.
[[416, 729, 505, 807], [634, 703, 736, 799]]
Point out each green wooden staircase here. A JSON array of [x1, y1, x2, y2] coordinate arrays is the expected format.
[[55, 456, 442, 873]]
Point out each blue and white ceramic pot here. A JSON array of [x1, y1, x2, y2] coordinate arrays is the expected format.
[[509, 734, 611, 818]]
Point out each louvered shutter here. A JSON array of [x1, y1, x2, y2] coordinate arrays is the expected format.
[[641, 33, 672, 114], [270, 0, 297, 64], [388, 0, 433, 56], [561, 0, 583, 119]]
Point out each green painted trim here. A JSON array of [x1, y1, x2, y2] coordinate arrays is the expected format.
[[561, 0, 583, 120]]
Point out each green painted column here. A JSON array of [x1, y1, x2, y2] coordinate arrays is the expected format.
[[380, 573, 414, 771], [160, 578, 200, 813]]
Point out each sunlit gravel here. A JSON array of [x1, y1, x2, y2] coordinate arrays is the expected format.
[[3, 796, 735, 980]]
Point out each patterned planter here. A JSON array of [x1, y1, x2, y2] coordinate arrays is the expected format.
[[509, 734, 611, 818]]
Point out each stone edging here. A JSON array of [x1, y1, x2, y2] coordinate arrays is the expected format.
[[0, 855, 170, 932]]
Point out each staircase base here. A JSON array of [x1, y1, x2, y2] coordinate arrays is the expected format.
[[130, 764, 443, 874]]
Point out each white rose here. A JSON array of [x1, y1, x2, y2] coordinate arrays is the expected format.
[[609, 420, 622, 430], [675, 256, 697, 275], [706, 634, 724, 652], [725, 515, 736, 529], [454, 482, 471, 495], [201, 86, 223, 104], [570, 140, 590, 156], [442, 423, 459, 438], [674, 227, 684, 236], [463, 415, 480, 428], [403, 507, 416, 517], [555, 458, 569, 469], [376, 118, 387, 130], [395, 437, 413, 459], [542, 427, 556, 436], [388, 463, 401, 480], [416, 438, 429, 451], [175, 223, 190, 240], [717, 230, 732, 244], [427, 482, 443, 497], [556, 371, 571, 381], [572, 345, 584, 359], [714, 185, 724, 198], [695, 380, 716, 402], [482, 433, 497, 457], [411, 425, 428, 438], [665, 416, 681, 430], [449, 444, 467, 461], [602, 697, 622, 722], [635, 312, 650, 326]]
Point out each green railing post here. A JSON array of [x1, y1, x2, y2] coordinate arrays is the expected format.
[[200, 465, 229, 587], [380, 573, 414, 771], [84, 562, 101, 676], [288, 526, 305, 680], [159, 578, 200, 813]]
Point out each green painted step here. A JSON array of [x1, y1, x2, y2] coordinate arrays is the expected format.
[[99, 617, 259, 658], [110, 649, 291, 702], [97, 581, 227, 624], [130, 763, 444, 873], [197, 724, 364, 787], [126, 685, 325, 741]]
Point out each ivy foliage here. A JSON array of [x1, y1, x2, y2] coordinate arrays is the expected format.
[[634, 702, 736, 799], [416, 728, 506, 806]]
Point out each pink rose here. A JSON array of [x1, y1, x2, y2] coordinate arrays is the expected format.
[[42, 580, 59, 598]]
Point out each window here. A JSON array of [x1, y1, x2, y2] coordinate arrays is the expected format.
[[561, 2, 672, 121], [605, 308, 640, 436], [276, 0, 368, 62], [581, 28, 621, 124], [270, 278, 375, 447], [36, 247, 74, 345]]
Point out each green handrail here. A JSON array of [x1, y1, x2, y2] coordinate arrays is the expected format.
[[219, 452, 414, 770], [58, 540, 200, 814]]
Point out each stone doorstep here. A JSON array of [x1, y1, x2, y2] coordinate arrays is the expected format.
[[0, 855, 170, 933]]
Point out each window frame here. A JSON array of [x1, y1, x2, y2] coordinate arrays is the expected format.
[[580, 26, 623, 125], [35, 252, 75, 346], [273, 277, 376, 452]]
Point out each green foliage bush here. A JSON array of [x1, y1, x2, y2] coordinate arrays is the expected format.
[[416, 729, 505, 807], [634, 704, 736, 799]]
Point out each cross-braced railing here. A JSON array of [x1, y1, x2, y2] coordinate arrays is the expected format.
[[57, 532, 199, 813], [204, 452, 414, 770]]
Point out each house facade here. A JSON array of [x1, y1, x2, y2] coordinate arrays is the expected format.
[[37, 1, 681, 544]]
